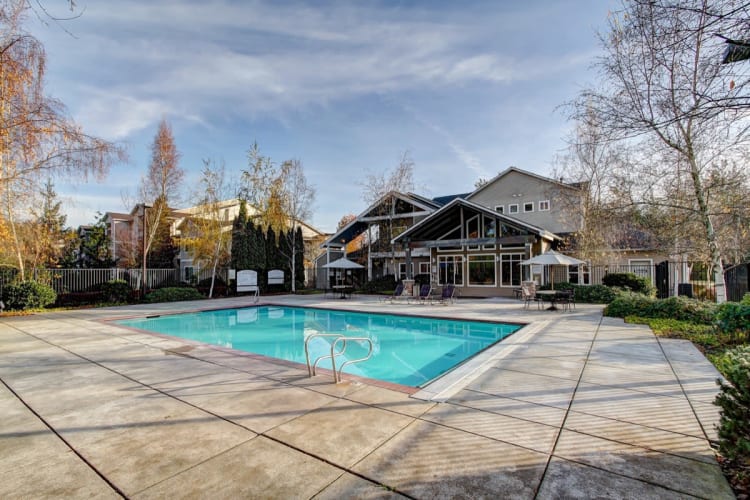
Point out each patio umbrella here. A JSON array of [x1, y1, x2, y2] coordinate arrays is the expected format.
[[520, 250, 586, 289], [322, 257, 364, 270]]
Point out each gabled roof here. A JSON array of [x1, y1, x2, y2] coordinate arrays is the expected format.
[[467, 166, 584, 200], [321, 191, 437, 248], [432, 193, 470, 206], [392, 197, 559, 245]]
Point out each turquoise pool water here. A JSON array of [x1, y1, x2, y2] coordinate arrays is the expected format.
[[116, 306, 521, 387]]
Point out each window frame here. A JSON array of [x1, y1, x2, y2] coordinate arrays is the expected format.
[[508, 204, 519, 214], [523, 202, 534, 213], [538, 200, 550, 211], [467, 254, 497, 286]]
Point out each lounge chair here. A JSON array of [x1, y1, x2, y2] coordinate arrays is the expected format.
[[409, 284, 434, 304], [381, 283, 405, 303], [438, 284, 456, 304]]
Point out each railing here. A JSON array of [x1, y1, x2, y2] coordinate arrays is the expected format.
[[304, 333, 374, 383], [1, 268, 181, 294]]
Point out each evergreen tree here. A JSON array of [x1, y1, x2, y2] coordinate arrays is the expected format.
[[36, 179, 68, 268], [79, 213, 116, 268], [266, 226, 279, 270], [231, 200, 250, 269], [295, 226, 305, 289], [146, 204, 177, 268], [247, 219, 265, 271]]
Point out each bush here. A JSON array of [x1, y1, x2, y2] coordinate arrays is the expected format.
[[98, 280, 132, 303], [537, 282, 617, 304], [2, 281, 57, 310], [56, 291, 105, 307], [716, 302, 750, 342], [740, 293, 750, 306], [197, 276, 226, 288], [143, 287, 205, 303], [714, 345, 750, 468], [602, 272, 656, 296], [360, 274, 397, 294], [605, 293, 717, 324]]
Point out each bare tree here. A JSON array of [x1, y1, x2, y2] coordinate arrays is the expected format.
[[136, 119, 183, 280], [556, 107, 630, 263], [277, 159, 315, 292], [0, 0, 125, 279], [570, 0, 750, 302], [359, 152, 415, 275]]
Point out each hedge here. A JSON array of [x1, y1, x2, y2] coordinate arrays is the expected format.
[[2, 281, 57, 310], [143, 287, 205, 303], [605, 293, 717, 324], [714, 345, 750, 468]]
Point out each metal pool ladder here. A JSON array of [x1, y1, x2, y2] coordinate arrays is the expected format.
[[304, 333, 374, 383]]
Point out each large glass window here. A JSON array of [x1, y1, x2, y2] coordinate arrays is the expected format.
[[438, 255, 464, 285], [500, 253, 524, 287], [468, 255, 496, 286], [483, 216, 496, 250], [466, 215, 480, 250], [568, 264, 590, 285]]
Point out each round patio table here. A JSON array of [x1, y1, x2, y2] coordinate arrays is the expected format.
[[535, 290, 563, 310]]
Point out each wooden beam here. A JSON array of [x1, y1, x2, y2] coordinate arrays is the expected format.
[[360, 211, 432, 222], [413, 235, 536, 248]]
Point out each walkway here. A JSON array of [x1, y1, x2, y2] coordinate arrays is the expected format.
[[0, 295, 733, 499]]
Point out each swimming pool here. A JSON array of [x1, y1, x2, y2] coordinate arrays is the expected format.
[[116, 306, 521, 387]]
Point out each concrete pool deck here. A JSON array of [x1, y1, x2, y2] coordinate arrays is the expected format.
[[0, 294, 734, 499]]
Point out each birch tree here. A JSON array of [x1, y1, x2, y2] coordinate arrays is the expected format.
[[0, 0, 124, 279], [183, 159, 231, 298], [241, 145, 316, 292], [277, 159, 315, 292], [571, 0, 750, 302]]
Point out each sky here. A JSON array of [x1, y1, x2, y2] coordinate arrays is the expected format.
[[30, 0, 613, 233]]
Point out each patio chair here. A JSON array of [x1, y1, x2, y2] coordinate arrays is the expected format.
[[520, 282, 537, 309], [438, 284, 456, 305], [409, 283, 435, 304], [557, 289, 575, 311], [381, 283, 405, 303]]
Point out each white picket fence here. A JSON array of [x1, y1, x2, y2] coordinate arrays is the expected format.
[[29, 268, 181, 294]]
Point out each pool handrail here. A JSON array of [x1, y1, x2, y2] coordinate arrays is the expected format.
[[330, 336, 374, 383], [304, 333, 347, 377]]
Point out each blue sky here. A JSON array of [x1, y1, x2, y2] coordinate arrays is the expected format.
[[33, 0, 612, 232]]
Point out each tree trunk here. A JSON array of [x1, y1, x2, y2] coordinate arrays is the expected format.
[[688, 157, 726, 302]]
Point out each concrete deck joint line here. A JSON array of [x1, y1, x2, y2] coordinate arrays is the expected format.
[[533, 315, 604, 499], [0, 375, 127, 499]]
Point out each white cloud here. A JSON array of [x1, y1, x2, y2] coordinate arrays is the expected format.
[[74, 90, 171, 140]]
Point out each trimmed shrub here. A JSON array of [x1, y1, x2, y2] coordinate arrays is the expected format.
[[741, 293, 750, 306], [537, 282, 617, 303], [605, 293, 717, 324], [98, 280, 132, 303], [714, 345, 750, 468], [602, 272, 656, 296], [56, 291, 105, 307], [716, 302, 750, 342], [2, 281, 57, 310], [143, 287, 205, 303], [360, 274, 397, 294]]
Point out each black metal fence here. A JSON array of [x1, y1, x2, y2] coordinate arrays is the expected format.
[[725, 263, 749, 302]]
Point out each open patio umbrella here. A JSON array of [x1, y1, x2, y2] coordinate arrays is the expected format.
[[520, 250, 585, 289], [322, 257, 364, 270]]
